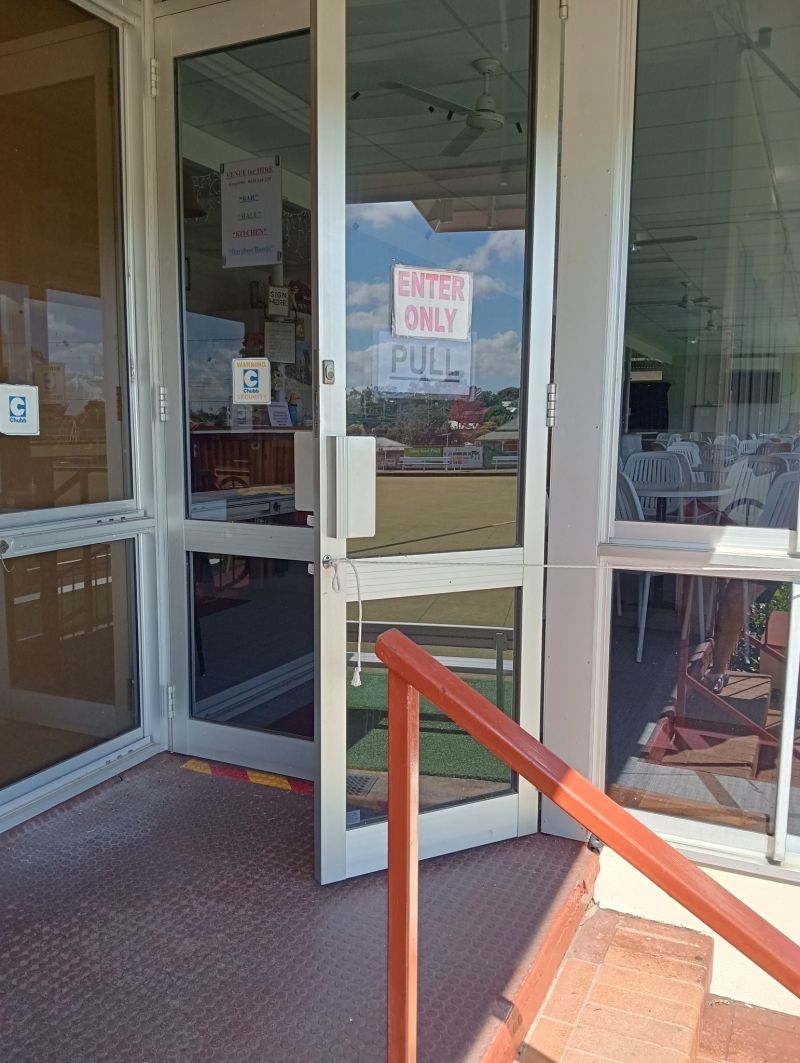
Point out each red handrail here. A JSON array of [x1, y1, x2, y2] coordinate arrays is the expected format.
[[376, 627, 800, 1063]]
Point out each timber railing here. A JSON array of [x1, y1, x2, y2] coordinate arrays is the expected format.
[[375, 627, 800, 1063]]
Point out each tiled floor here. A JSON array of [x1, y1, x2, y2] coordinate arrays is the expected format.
[[0, 752, 594, 1063]]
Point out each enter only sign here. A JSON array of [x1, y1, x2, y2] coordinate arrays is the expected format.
[[392, 264, 473, 342]]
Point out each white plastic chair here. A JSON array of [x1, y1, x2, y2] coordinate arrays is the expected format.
[[667, 441, 701, 481], [759, 471, 800, 530], [714, 434, 739, 447], [700, 443, 738, 466], [737, 439, 758, 455], [720, 457, 777, 526], [615, 472, 651, 662], [623, 450, 691, 518]]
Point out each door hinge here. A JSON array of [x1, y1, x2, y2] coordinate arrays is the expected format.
[[559, 0, 568, 19], [149, 57, 160, 98], [166, 685, 176, 718], [158, 385, 169, 422], [545, 382, 557, 428]]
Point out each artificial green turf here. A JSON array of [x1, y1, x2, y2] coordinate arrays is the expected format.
[[346, 669, 513, 782]]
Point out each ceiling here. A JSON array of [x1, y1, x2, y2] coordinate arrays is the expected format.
[[625, 0, 800, 366], [177, 0, 800, 362]]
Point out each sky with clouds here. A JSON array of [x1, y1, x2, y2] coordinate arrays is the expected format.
[[346, 203, 526, 394]]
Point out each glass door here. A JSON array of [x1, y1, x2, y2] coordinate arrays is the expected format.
[[318, 0, 560, 881], [0, 1, 157, 816], [155, 0, 558, 883], [155, 0, 318, 781]]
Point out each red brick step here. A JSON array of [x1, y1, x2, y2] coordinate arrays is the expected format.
[[519, 907, 713, 1063]]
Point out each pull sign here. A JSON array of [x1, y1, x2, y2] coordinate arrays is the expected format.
[[0, 384, 39, 436]]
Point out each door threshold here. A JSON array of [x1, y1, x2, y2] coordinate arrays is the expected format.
[[0, 737, 163, 835]]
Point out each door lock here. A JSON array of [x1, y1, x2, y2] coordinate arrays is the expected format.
[[322, 360, 335, 385]]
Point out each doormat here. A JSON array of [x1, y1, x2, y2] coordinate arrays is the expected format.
[[182, 757, 313, 795]]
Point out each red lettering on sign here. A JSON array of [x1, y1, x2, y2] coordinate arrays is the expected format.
[[451, 275, 465, 301]]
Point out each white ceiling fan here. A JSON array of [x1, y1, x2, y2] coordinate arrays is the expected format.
[[380, 58, 525, 158]]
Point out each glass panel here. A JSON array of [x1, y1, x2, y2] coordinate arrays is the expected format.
[[616, 1, 800, 529], [346, 588, 517, 827], [191, 553, 313, 739], [0, 541, 138, 790], [345, 2, 532, 555], [0, 1, 132, 512], [607, 571, 790, 835], [177, 33, 313, 525]]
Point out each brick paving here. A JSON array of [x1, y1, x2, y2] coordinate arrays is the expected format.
[[520, 907, 713, 1063], [698, 996, 800, 1063], [0, 752, 595, 1063], [520, 907, 800, 1063]]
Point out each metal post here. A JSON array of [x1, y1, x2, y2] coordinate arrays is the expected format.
[[494, 631, 505, 712], [387, 670, 420, 1063]]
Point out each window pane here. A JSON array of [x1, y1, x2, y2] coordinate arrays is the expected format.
[[617, 2, 800, 529], [607, 572, 790, 835], [0, 541, 138, 790], [177, 33, 313, 526], [345, 2, 531, 555], [0, 1, 132, 512], [191, 553, 313, 740], [346, 588, 517, 827]]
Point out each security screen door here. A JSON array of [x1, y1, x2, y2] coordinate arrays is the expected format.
[[155, 0, 556, 883]]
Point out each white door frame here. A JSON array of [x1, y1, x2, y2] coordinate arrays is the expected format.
[[152, 0, 560, 883], [0, 1, 165, 831], [154, 0, 316, 782], [315, 0, 560, 881], [546, 0, 800, 870]]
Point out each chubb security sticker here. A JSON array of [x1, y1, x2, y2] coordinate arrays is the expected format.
[[0, 384, 39, 436], [232, 358, 271, 404]]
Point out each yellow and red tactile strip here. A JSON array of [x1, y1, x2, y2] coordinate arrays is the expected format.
[[182, 757, 313, 796]]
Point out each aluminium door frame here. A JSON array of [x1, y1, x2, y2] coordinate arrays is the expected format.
[[547, 0, 800, 868], [0, 0, 165, 832], [317, 0, 560, 881], [153, 0, 317, 782]]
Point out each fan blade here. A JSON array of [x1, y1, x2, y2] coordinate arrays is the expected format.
[[441, 124, 484, 157], [379, 81, 470, 115]]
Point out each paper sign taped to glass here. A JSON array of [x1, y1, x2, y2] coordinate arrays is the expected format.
[[374, 331, 473, 397], [392, 263, 473, 342], [220, 156, 283, 268]]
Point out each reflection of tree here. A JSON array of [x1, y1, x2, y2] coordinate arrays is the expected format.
[[347, 385, 518, 447], [76, 400, 106, 440]]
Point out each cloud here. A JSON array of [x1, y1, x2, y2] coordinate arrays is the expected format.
[[449, 229, 525, 273], [346, 280, 390, 330], [345, 343, 379, 389], [347, 201, 420, 230], [472, 274, 510, 299], [473, 330, 522, 390], [346, 281, 388, 307]]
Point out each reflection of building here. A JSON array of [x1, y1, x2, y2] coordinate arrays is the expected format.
[[480, 415, 519, 467]]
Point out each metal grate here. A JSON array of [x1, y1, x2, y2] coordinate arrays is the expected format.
[[346, 771, 379, 797]]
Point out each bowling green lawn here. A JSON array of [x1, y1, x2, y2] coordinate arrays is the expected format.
[[346, 470, 518, 650], [345, 473, 519, 780]]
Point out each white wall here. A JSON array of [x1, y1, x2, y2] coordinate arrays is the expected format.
[[595, 848, 800, 1016]]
